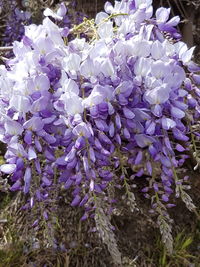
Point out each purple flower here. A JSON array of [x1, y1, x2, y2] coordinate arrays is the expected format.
[[28, 146, 37, 160], [98, 132, 112, 145], [146, 121, 156, 135], [162, 194, 169, 202], [144, 84, 170, 105], [135, 134, 155, 148], [172, 128, 189, 141], [0, 0, 198, 234], [24, 117, 44, 132], [57, 3, 67, 17], [171, 106, 185, 119], [23, 167, 31, 194], [175, 144, 185, 152], [73, 122, 91, 138], [123, 107, 135, 119], [65, 148, 76, 163], [135, 151, 143, 165], [161, 117, 176, 130], [5, 121, 23, 136], [10, 179, 22, 191], [71, 195, 81, 207], [24, 130, 32, 145], [79, 194, 89, 206], [65, 178, 73, 189]]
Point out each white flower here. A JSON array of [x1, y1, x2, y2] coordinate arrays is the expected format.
[[61, 92, 83, 116], [97, 21, 113, 41], [62, 53, 81, 75]]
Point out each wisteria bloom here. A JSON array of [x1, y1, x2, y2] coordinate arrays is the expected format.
[[0, 0, 199, 256]]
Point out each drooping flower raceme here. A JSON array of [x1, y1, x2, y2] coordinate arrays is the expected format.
[[0, 0, 31, 49], [0, 0, 200, 253]]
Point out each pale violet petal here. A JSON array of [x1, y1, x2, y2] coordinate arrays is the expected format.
[[156, 7, 170, 23], [43, 8, 63, 20], [0, 164, 16, 174], [95, 12, 108, 24]]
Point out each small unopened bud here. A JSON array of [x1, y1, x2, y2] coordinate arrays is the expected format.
[[194, 163, 199, 171]]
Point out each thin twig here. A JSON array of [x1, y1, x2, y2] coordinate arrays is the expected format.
[[0, 46, 13, 51], [178, 0, 189, 19], [174, 0, 186, 19], [0, 57, 9, 62]]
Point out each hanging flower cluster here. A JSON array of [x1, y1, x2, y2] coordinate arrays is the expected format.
[[0, 0, 31, 47], [0, 1, 85, 50], [43, 1, 86, 32], [0, 0, 200, 254]]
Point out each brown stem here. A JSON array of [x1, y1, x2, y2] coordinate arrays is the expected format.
[[182, 7, 194, 48], [0, 46, 13, 51]]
